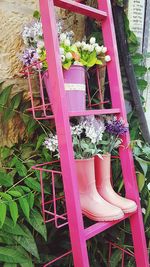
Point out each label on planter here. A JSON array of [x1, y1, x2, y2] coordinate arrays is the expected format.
[[64, 83, 86, 91]]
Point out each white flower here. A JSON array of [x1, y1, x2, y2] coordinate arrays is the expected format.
[[75, 41, 82, 48], [60, 33, 67, 42], [59, 47, 65, 55], [142, 208, 146, 214], [105, 55, 111, 62], [147, 183, 150, 190], [61, 55, 66, 62], [88, 45, 95, 52], [37, 40, 44, 48], [81, 41, 86, 47], [64, 39, 71, 46], [90, 37, 96, 45], [82, 44, 90, 51], [101, 46, 107, 53], [95, 46, 102, 55], [36, 48, 42, 55], [44, 133, 59, 153], [66, 52, 72, 60]]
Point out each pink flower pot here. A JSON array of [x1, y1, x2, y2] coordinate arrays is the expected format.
[[43, 65, 86, 112]]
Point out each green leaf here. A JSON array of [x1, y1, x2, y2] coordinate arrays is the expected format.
[[134, 65, 147, 77], [137, 79, 148, 91], [0, 171, 13, 187], [24, 177, 41, 192], [137, 172, 145, 192], [28, 209, 47, 241], [0, 85, 13, 106], [11, 93, 22, 109], [36, 133, 46, 150], [110, 249, 122, 267], [9, 201, 18, 225], [135, 156, 149, 176], [3, 107, 15, 122], [8, 190, 22, 197], [2, 218, 27, 236], [27, 119, 38, 135], [28, 192, 34, 209], [33, 10, 40, 19], [15, 158, 28, 177], [20, 186, 31, 192], [14, 225, 39, 259], [0, 202, 6, 228], [0, 147, 12, 160], [3, 263, 17, 267], [0, 247, 28, 263], [0, 192, 12, 201], [19, 198, 30, 219]]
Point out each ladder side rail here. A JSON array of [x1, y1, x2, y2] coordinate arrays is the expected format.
[[98, 0, 149, 266], [39, 1, 89, 266]]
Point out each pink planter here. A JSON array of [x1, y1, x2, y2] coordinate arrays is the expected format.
[[43, 65, 86, 112]]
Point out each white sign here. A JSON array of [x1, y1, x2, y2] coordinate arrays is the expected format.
[[128, 0, 145, 52]]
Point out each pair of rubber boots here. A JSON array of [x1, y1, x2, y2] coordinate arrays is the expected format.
[[76, 154, 137, 221]]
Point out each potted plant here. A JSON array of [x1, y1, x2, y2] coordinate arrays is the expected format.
[[21, 17, 111, 112], [94, 116, 137, 214], [43, 116, 124, 222]]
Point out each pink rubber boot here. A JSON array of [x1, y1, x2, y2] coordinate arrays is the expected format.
[[75, 158, 124, 221], [94, 154, 137, 213]]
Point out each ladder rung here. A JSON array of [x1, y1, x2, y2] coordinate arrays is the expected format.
[[84, 213, 135, 240], [53, 0, 107, 20], [69, 108, 120, 117]]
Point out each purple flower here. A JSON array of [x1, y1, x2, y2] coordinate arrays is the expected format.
[[105, 117, 128, 136], [21, 48, 39, 66]]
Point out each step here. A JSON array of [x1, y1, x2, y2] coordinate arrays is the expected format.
[[54, 0, 107, 20], [84, 212, 135, 240], [69, 108, 120, 117]]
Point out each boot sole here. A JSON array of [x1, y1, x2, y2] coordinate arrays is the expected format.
[[122, 205, 137, 214], [82, 209, 124, 222]]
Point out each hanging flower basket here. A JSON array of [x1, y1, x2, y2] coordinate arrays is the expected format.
[[43, 65, 86, 112]]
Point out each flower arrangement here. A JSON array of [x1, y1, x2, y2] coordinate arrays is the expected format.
[[97, 116, 129, 154], [21, 14, 111, 70], [43, 116, 128, 159]]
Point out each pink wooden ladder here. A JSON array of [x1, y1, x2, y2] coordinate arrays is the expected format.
[[39, 0, 149, 266]]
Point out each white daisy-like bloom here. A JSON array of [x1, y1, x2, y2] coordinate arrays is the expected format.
[[60, 33, 67, 42], [95, 46, 102, 55], [147, 183, 150, 190], [81, 41, 86, 47], [75, 41, 82, 48], [71, 124, 83, 136], [37, 40, 44, 48], [59, 47, 65, 55], [90, 37, 96, 45], [64, 39, 71, 47], [66, 52, 72, 60], [88, 45, 95, 52], [44, 133, 59, 152], [82, 44, 89, 51], [101, 46, 107, 53], [61, 55, 66, 62], [142, 208, 146, 214], [36, 48, 42, 55], [105, 55, 111, 62]]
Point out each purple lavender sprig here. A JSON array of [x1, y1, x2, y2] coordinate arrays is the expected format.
[[21, 48, 39, 66], [105, 116, 128, 136]]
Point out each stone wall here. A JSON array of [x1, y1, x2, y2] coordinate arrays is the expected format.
[[0, 0, 85, 147]]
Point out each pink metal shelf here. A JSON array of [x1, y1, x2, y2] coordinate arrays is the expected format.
[[84, 212, 136, 240], [32, 161, 68, 228], [54, 0, 107, 20], [69, 108, 120, 117], [22, 61, 118, 120]]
